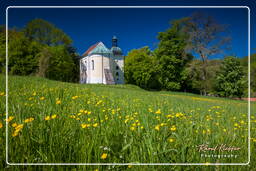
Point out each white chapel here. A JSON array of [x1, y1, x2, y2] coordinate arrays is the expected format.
[[80, 36, 124, 84]]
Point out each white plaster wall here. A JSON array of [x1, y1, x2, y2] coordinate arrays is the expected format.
[[86, 54, 111, 84]]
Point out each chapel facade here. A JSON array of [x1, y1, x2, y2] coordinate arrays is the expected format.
[[80, 36, 124, 84]]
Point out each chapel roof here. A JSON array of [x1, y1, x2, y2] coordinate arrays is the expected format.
[[82, 42, 112, 56]]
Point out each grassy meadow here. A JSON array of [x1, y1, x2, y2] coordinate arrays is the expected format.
[[0, 75, 255, 170]]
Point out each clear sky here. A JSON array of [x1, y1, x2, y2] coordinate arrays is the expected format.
[[5, 7, 251, 59]]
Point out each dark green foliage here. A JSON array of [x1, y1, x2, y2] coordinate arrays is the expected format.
[[185, 59, 222, 95], [155, 18, 193, 91], [125, 47, 161, 90], [8, 31, 41, 75], [240, 54, 256, 97], [45, 45, 76, 82], [0, 26, 6, 73], [0, 18, 79, 82], [215, 56, 246, 98], [24, 19, 72, 46]]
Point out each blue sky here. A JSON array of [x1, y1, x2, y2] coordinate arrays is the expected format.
[[5, 7, 251, 59]]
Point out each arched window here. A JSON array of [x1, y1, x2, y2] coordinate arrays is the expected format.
[[92, 60, 94, 70], [116, 66, 119, 70], [116, 72, 119, 76]]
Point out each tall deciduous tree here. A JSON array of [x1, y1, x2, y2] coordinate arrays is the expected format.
[[187, 12, 231, 95], [125, 47, 161, 90], [215, 56, 246, 98], [24, 19, 72, 46], [155, 18, 193, 91]]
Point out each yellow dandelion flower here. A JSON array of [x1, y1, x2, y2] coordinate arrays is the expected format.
[[51, 114, 57, 119], [15, 124, 24, 131], [87, 111, 91, 115], [12, 123, 17, 127], [168, 138, 175, 143], [72, 96, 78, 100], [101, 153, 108, 159], [32, 92, 37, 96], [148, 108, 153, 112], [234, 123, 239, 127], [170, 125, 177, 131], [44, 116, 51, 121], [0, 92, 5, 96], [56, 100, 61, 104], [81, 124, 88, 128], [40, 97, 45, 100], [223, 129, 227, 132], [6, 116, 14, 122], [93, 123, 98, 127], [79, 109, 84, 113], [12, 131, 19, 137], [24, 117, 34, 123], [140, 126, 144, 129], [130, 126, 135, 131], [128, 165, 132, 168], [155, 125, 160, 131], [69, 115, 76, 119], [155, 109, 161, 114], [0, 122, 3, 128]]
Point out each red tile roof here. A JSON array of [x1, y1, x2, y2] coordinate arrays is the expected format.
[[82, 42, 100, 56]]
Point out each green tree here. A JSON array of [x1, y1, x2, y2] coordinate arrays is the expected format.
[[215, 56, 246, 98], [0, 25, 6, 73], [8, 30, 41, 75], [45, 45, 76, 82], [186, 12, 231, 95], [24, 19, 72, 46], [155, 18, 193, 91], [125, 47, 161, 89], [240, 53, 256, 97]]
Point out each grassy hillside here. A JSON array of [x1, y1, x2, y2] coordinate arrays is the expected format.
[[0, 75, 255, 170]]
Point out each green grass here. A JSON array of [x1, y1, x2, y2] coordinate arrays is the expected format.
[[0, 75, 255, 171]]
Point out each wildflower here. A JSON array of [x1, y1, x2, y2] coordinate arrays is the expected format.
[[81, 124, 88, 128], [101, 153, 108, 159], [12, 124, 24, 137], [223, 129, 227, 132], [15, 124, 24, 130], [155, 109, 161, 114], [0, 122, 2, 128], [40, 97, 45, 100], [234, 123, 239, 127], [12, 123, 17, 127], [128, 165, 132, 168], [168, 138, 175, 143], [0, 92, 5, 96], [240, 120, 245, 124], [130, 126, 135, 131], [79, 109, 84, 113], [148, 108, 153, 112], [93, 123, 98, 127], [51, 114, 57, 119], [69, 115, 76, 119], [170, 125, 176, 131], [6, 116, 14, 122], [44, 116, 51, 121], [56, 100, 61, 104], [28, 97, 33, 101], [72, 96, 78, 100], [24, 117, 34, 123], [155, 125, 160, 131]]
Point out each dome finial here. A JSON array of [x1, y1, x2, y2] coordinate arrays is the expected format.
[[112, 36, 118, 47]]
